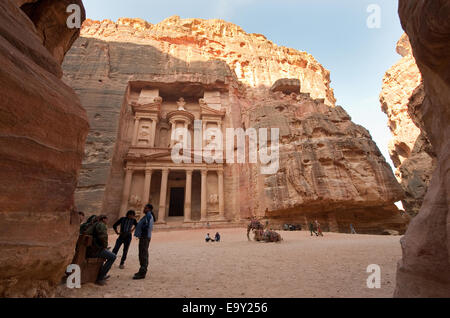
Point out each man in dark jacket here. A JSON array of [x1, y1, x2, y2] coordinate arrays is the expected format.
[[309, 221, 317, 236], [133, 204, 154, 279], [87, 215, 116, 285], [112, 210, 137, 269]]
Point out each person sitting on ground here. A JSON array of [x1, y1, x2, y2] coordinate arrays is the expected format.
[[205, 233, 212, 242], [112, 210, 137, 269], [86, 215, 116, 286], [215, 232, 221, 242]]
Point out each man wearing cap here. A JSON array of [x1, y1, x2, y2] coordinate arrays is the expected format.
[[133, 204, 154, 279]]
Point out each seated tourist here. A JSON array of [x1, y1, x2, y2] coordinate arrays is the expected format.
[[215, 232, 221, 242], [205, 233, 212, 242], [86, 215, 116, 286]]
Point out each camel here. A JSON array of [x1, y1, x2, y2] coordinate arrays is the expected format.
[[247, 217, 282, 242], [247, 217, 264, 240], [254, 228, 282, 243]]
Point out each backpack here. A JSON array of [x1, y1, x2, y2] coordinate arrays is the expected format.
[[79, 215, 97, 234]]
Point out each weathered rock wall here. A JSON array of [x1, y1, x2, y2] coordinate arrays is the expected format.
[[395, 0, 450, 297], [245, 91, 406, 234], [0, 0, 88, 297], [380, 34, 436, 216]]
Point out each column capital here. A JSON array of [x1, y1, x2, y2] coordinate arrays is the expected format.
[[162, 168, 170, 174], [186, 169, 194, 175], [145, 168, 153, 173], [201, 169, 208, 176]]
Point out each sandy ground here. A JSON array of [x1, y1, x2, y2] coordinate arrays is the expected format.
[[56, 228, 402, 298]]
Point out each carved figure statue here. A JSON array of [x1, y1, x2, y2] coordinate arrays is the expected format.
[[177, 97, 186, 111]]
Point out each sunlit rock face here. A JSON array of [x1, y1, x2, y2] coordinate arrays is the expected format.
[[380, 34, 436, 216], [0, 0, 88, 297], [63, 16, 406, 234], [245, 92, 407, 234], [80, 16, 336, 105], [395, 0, 450, 298]]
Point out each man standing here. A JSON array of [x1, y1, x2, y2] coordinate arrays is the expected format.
[[309, 221, 317, 236], [133, 204, 154, 280], [86, 215, 116, 286], [315, 220, 324, 237], [112, 210, 137, 269], [350, 223, 357, 234]]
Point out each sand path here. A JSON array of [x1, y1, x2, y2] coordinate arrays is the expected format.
[[57, 228, 401, 298]]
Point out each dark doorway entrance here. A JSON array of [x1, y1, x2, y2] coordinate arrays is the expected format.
[[169, 187, 185, 217]]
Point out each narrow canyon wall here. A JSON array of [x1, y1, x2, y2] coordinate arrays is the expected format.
[[63, 16, 406, 233], [380, 34, 436, 216], [0, 0, 88, 297], [395, 0, 450, 297]]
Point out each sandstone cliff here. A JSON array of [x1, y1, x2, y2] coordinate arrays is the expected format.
[[63, 16, 406, 234], [380, 34, 436, 216], [395, 0, 450, 297], [0, 0, 88, 297], [245, 90, 406, 234]]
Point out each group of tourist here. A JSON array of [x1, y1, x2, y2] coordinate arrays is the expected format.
[[308, 220, 324, 237], [307, 220, 357, 236], [78, 204, 156, 286], [205, 232, 221, 242]]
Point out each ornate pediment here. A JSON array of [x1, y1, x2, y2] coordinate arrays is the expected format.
[[131, 96, 162, 115], [167, 109, 195, 123], [199, 98, 225, 118]]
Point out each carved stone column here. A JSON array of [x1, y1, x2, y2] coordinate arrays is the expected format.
[[170, 121, 175, 148], [218, 170, 225, 219], [158, 168, 169, 223], [132, 117, 140, 146], [120, 168, 133, 216], [202, 121, 207, 148], [184, 170, 193, 223], [142, 168, 153, 207], [200, 169, 207, 221], [150, 119, 157, 147], [183, 121, 189, 148]]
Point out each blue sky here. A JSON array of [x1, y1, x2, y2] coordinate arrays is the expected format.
[[83, 0, 404, 169]]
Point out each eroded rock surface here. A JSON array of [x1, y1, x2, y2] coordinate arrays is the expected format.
[[395, 0, 450, 297], [0, 0, 88, 297], [380, 34, 436, 216], [244, 92, 406, 234]]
